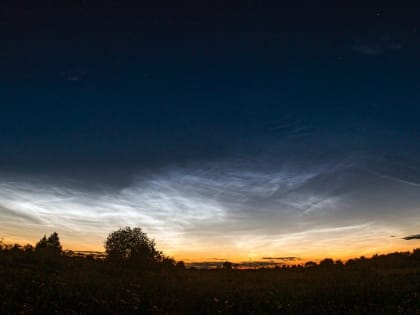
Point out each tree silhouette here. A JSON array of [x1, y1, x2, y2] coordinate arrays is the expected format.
[[223, 261, 233, 270], [35, 235, 48, 250], [176, 261, 186, 269], [104, 227, 162, 265], [35, 232, 62, 255], [319, 258, 334, 268], [304, 261, 317, 268]]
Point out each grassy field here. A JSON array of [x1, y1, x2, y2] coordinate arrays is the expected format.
[[1, 247, 419, 314]]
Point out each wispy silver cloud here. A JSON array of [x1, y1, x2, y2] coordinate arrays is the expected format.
[[0, 154, 419, 258]]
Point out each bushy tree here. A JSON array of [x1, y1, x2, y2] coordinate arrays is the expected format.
[[319, 258, 334, 268], [35, 232, 62, 255], [161, 256, 176, 268], [412, 248, 420, 261], [176, 261, 186, 269], [304, 261, 317, 268], [105, 227, 162, 265]]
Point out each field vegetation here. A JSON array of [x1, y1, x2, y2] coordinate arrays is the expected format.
[[1, 228, 419, 314]]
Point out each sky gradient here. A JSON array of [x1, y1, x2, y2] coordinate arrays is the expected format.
[[1, 1, 420, 263]]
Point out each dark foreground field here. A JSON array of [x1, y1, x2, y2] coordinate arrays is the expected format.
[[1, 249, 420, 314]]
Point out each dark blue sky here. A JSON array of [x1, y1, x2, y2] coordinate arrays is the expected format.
[[1, 1, 420, 257], [1, 1, 419, 176]]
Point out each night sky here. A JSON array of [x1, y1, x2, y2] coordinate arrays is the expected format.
[[1, 1, 420, 262]]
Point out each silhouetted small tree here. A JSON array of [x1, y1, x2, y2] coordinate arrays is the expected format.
[[223, 261, 233, 270], [23, 244, 34, 253], [412, 248, 420, 261], [35, 232, 62, 255], [319, 258, 334, 268], [176, 261, 186, 269], [35, 235, 48, 249], [161, 256, 176, 269], [304, 261, 317, 268], [335, 259, 344, 267], [105, 227, 162, 265]]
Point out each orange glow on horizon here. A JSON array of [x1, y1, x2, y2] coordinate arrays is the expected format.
[[2, 235, 418, 264]]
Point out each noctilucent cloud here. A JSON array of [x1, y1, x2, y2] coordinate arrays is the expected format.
[[1, 2, 419, 261]]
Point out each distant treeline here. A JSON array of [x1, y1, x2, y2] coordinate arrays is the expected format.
[[1, 226, 419, 271]]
